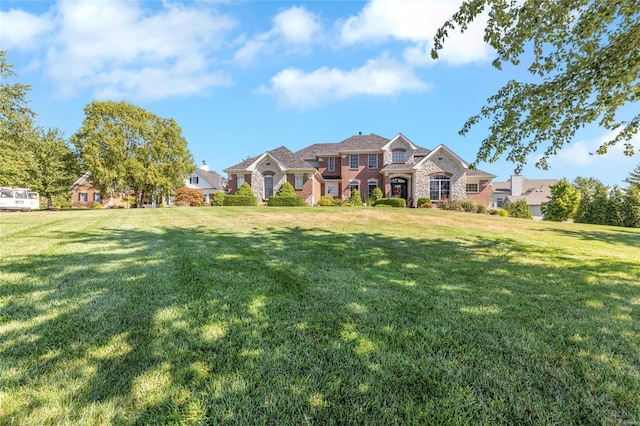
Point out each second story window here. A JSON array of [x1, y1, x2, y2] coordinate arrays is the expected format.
[[368, 154, 378, 169], [392, 150, 405, 163], [328, 157, 335, 172], [349, 154, 359, 170]]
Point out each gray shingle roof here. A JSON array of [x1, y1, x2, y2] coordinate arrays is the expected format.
[[225, 146, 316, 172]]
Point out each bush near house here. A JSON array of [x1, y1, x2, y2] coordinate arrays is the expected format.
[[417, 197, 432, 208], [211, 191, 225, 206], [174, 187, 204, 207], [438, 199, 463, 211], [350, 189, 363, 206], [267, 182, 305, 207], [369, 187, 383, 206], [316, 196, 337, 206], [375, 198, 406, 208], [223, 182, 258, 206], [505, 199, 532, 219]]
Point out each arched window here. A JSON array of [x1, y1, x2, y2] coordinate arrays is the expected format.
[[430, 175, 450, 201]]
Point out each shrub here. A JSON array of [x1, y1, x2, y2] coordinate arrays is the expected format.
[[375, 198, 406, 208], [317, 196, 337, 206], [91, 202, 103, 209], [488, 208, 499, 215], [350, 189, 363, 206], [460, 199, 477, 212], [417, 197, 432, 208], [438, 199, 463, 211], [174, 187, 204, 207], [369, 187, 383, 205], [223, 195, 258, 206], [236, 182, 255, 197], [505, 199, 532, 219], [498, 209, 509, 217], [211, 191, 225, 206], [224, 182, 258, 206], [158, 203, 165, 208], [476, 203, 488, 214], [334, 198, 347, 207]]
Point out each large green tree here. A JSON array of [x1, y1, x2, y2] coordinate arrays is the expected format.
[[432, 1, 639, 172], [0, 50, 37, 186], [71, 101, 195, 207], [29, 128, 81, 209]]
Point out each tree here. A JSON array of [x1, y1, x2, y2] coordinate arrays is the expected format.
[[369, 187, 383, 205], [0, 50, 37, 186], [71, 101, 194, 207], [29, 128, 81, 209], [574, 177, 609, 224], [624, 163, 640, 190], [622, 185, 640, 228], [541, 178, 580, 221], [432, 2, 640, 172], [350, 188, 363, 206]]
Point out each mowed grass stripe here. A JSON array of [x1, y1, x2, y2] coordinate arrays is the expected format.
[[0, 207, 638, 425]]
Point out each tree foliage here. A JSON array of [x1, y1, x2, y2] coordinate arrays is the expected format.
[[541, 178, 580, 221], [624, 163, 640, 189], [350, 189, 363, 206], [174, 187, 204, 207], [29, 128, 81, 209], [432, 1, 640, 172], [0, 50, 37, 186], [505, 199, 532, 219], [71, 101, 194, 207]]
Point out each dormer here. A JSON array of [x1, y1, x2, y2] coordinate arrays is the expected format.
[[382, 133, 418, 164]]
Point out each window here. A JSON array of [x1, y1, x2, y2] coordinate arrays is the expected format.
[[264, 176, 274, 198], [349, 154, 359, 170], [326, 183, 338, 196], [190, 176, 199, 184], [328, 157, 335, 172], [79, 192, 88, 202], [237, 175, 244, 188], [295, 175, 303, 189], [466, 183, 479, 193], [429, 175, 451, 201], [93, 192, 102, 202], [392, 150, 405, 163], [368, 154, 378, 169], [368, 181, 378, 197], [349, 181, 359, 192]]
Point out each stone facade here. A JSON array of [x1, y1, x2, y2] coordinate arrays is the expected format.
[[414, 152, 466, 203]]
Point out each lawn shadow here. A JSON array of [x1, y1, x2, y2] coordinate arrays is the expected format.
[[1, 223, 639, 424]]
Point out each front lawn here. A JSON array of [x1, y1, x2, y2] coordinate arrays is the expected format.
[[1, 207, 638, 424]]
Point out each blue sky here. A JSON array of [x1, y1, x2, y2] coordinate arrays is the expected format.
[[2, 0, 638, 185]]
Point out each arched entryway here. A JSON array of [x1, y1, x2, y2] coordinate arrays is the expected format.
[[390, 177, 407, 200]]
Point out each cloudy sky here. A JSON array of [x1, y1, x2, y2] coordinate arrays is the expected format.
[[2, 0, 638, 185]]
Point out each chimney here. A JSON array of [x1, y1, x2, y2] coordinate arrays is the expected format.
[[511, 175, 523, 196], [200, 161, 209, 172]]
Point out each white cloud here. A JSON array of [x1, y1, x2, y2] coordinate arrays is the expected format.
[[339, 0, 491, 66], [256, 55, 430, 109], [550, 130, 640, 167], [29, 0, 236, 100], [0, 8, 55, 50], [234, 6, 321, 66]]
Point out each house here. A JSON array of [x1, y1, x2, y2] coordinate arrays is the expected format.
[[71, 172, 129, 208], [224, 133, 495, 207], [492, 175, 558, 217], [185, 161, 227, 204]]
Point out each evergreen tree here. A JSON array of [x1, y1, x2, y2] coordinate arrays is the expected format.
[[505, 199, 532, 219], [624, 163, 640, 189], [350, 189, 363, 206], [623, 186, 640, 228], [574, 177, 609, 224], [541, 178, 579, 221]]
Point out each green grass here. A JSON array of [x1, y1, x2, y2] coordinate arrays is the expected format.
[[1, 207, 639, 425]]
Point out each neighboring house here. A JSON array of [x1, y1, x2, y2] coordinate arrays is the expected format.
[[71, 172, 129, 208], [492, 175, 558, 217], [224, 133, 495, 207], [185, 161, 227, 204]]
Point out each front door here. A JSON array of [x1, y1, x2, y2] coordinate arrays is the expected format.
[[390, 178, 407, 199]]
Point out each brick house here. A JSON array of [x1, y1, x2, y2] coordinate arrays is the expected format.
[[71, 172, 130, 208], [224, 133, 495, 206]]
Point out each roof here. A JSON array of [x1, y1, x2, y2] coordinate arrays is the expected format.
[[295, 133, 391, 158], [195, 169, 226, 189], [493, 177, 559, 206], [224, 146, 317, 173]]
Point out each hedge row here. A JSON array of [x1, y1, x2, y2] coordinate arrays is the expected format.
[[375, 198, 406, 208]]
